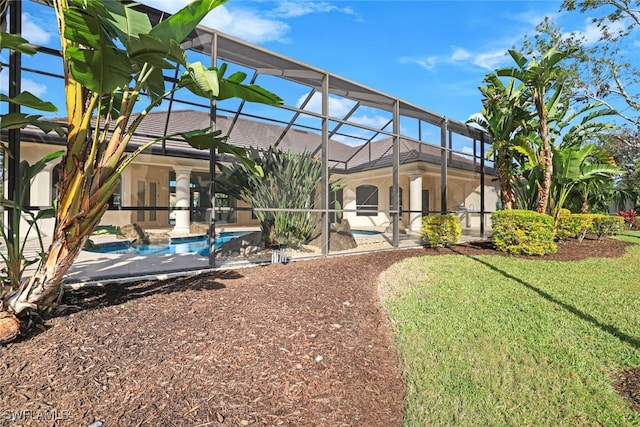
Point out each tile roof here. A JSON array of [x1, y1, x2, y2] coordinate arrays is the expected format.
[[14, 110, 492, 174]]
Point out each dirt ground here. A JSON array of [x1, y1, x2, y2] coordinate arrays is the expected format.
[[0, 236, 638, 426]]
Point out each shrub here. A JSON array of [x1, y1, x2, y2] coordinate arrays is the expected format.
[[556, 213, 608, 242], [592, 215, 625, 240], [619, 209, 638, 230], [556, 214, 583, 241], [421, 214, 461, 248], [491, 210, 556, 256], [570, 214, 605, 241]]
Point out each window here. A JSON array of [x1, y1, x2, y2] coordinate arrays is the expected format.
[[356, 185, 378, 216], [149, 182, 157, 221], [388, 186, 403, 214], [137, 181, 145, 221], [214, 192, 237, 223]]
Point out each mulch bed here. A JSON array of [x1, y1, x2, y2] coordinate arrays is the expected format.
[[0, 236, 638, 426]]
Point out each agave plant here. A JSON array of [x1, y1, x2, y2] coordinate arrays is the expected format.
[[216, 147, 343, 247], [0, 0, 282, 343]]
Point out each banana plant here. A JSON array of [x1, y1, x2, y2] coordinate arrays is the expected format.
[[496, 47, 574, 214], [0, 0, 282, 343], [549, 143, 622, 233], [468, 74, 531, 209]]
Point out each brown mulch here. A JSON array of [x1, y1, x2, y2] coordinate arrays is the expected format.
[[0, 236, 638, 426]]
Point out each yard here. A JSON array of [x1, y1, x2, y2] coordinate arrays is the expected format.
[[380, 231, 640, 426], [0, 234, 638, 425]]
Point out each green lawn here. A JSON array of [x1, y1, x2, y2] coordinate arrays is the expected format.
[[379, 232, 640, 426]]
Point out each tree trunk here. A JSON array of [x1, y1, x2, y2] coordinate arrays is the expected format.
[[0, 234, 89, 343], [500, 175, 516, 210], [0, 312, 21, 344], [581, 196, 589, 213], [535, 98, 552, 214]]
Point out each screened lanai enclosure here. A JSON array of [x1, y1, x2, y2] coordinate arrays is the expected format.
[[2, 1, 498, 283]]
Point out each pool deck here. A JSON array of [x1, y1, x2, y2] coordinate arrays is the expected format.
[[14, 227, 491, 288]]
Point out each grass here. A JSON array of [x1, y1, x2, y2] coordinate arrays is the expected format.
[[379, 231, 640, 426]]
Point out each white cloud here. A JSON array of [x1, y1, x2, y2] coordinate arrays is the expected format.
[[23, 13, 54, 45], [398, 55, 438, 71], [402, 47, 508, 73], [470, 49, 510, 70], [271, 1, 359, 20], [22, 79, 48, 98], [295, 92, 394, 145], [0, 69, 48, 98], [141, 0, 290, 43], [350, 114, 391, 129], [140, 0, 358, 44], [450, 47, 471, 62], [297, 92, 357, 117], [207, 8, 290, 44], [507, 10, 557, 27]]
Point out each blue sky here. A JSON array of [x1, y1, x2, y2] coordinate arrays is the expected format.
[[3, 0, 632, 129]]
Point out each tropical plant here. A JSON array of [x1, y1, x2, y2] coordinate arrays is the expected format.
[[467, 75, 531, 209], [619, 209, 639, 229], [0, 151, 63, 291], [0, 0, 282, 343], [492, 47, 617, 215], [549, 143, 622, 233], [496, 48, 574, 214], [216, 146, 343, 247]]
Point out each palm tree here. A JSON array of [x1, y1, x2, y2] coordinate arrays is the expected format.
[[467, 74, 531, 209], [0, 0, 282, 343]]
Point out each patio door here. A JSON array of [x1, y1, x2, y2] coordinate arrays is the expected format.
[[422, 190, 430, 215]]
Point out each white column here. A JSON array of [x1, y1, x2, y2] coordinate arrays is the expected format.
[[172, 166, 192, 235], [409, 174, 423, 232]]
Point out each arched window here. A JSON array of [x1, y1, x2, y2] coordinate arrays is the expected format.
[[356, 185, 378, 216], [388, 186, 403, 214]]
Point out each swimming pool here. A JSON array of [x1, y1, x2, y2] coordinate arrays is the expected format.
[[86, 232, 248, 257]]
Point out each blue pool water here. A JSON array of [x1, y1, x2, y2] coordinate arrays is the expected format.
[[87, 232, 248, 257]]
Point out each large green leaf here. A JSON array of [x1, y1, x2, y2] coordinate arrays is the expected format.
[[0, 32, 36, 55], [66, 45, 132, 94], [150, 0, 226, 45], [179, 62, 220, 99], [23, 151, 65, 183], [127, 35, 187, 69], [217, 75, 283, 105], [0, 92, 58, 112], [181, 129, 263, 176], [63, 6, 105, 50], [1, 113, 66, 137], [63, 1, 133, 94], [102, 1, 153, 45], [181, 128, 228, 149]]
